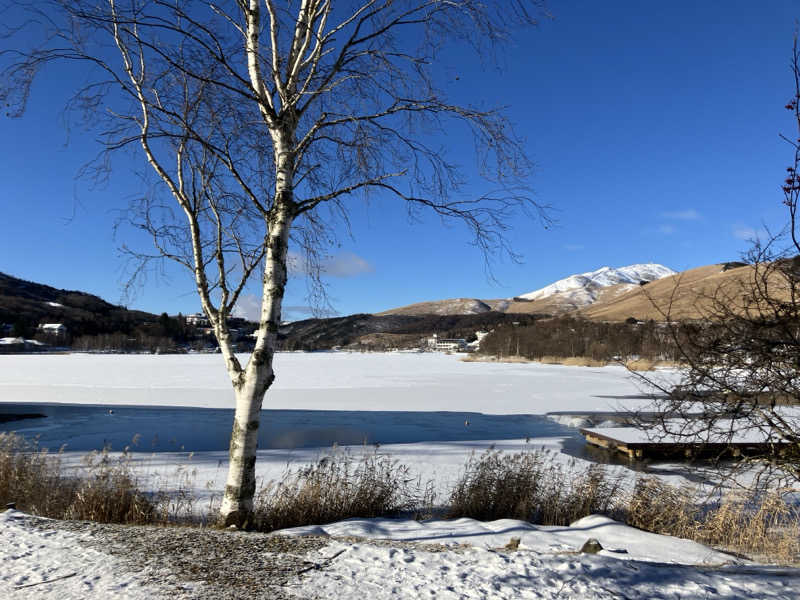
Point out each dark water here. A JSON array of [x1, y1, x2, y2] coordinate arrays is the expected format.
[[0, 403, 581, 452]]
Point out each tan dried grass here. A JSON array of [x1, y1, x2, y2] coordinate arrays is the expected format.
[[0, 432, 156, 524], [625, 477, 800, 565], [447, 449, 624, 526], [624, 358, 657, 371], [253, 449, 432, 532], [460, 355, 532, 364], [561, 356, 608, 367], [537, 355, 564, 364]]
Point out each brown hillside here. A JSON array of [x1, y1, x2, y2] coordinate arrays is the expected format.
[[376, 298, 500, 316], [503, 282, 641, 315], [373, 262, 784, 322], [577, 264, 760, 321]]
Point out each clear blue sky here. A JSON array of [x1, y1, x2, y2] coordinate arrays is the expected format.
[[1, 1, 798, 320]]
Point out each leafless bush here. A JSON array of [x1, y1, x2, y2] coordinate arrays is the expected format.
[[252, 450, 432, 532], [0, 432, 186, 524], [631, 40, 800, 484], [63, 448, 154, 523], [625, 477, 800, 564], [447, 449, 624, 525]]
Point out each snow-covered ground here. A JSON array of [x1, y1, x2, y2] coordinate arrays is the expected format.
[[3, 509, 798, 599], [292, 527, 798, 599], [0, 511, 165, 599]]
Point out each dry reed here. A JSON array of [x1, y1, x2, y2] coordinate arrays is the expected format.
[[460, 355, 532, 363], [561, 356, 608, 367], [447, 449, 624, 525], [252, 449, 432, 532], [625, 477, 800, 564], [0, 432, 155, 523]]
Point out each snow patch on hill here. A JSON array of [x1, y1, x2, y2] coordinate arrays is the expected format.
[[519, 263, 676, 304]]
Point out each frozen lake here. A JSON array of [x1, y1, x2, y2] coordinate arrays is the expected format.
[[0, 350, 660, 410], [0, 352, 686, 510], [0, 351, 669, 453]]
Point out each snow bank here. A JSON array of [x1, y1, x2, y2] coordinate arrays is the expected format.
[[287, 515, 798, 599], [3, 508, 797, 599], [276, 514, 732, 565]]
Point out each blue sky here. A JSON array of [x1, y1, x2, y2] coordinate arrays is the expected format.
[[1, 0, 798, 320]]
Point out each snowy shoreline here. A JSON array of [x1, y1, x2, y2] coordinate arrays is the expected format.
[[3, 509, 798, 600]]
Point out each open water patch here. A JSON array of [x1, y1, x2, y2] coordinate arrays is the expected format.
[[0, 403, 580, 452]]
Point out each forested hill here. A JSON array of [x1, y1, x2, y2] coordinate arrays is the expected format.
[[0, 271, 159, 338], [278, 312, 547, 351]]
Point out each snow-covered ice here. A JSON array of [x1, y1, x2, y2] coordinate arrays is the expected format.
[[0, 351, 669, 413], [0, 352, 688, 515]]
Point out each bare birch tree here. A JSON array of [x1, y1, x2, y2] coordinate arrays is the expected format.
[[1, 0, 547, 527]]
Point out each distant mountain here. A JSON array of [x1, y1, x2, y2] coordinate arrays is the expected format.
[[279, 312, 544, 351], [0, 271, 159, 338], [377, 298, 510, 317], [516, 263, 676, 308], [576, 263, 753, 322], [518, 263, 676, 302], [283, 261, 758, 350], [377, 263, 677, 317]]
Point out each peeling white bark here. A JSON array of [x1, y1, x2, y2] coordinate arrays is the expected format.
[[218, 152, 294, 527]]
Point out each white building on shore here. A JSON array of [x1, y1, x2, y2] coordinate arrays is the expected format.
[[427, 333, 467, 352]]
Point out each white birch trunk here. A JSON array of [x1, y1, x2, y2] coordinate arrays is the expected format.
[[218, 4, 299, 525], [218, 150, 294, 528]]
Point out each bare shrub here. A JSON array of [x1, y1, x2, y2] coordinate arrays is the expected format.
[[625, 477, 800, 564], [64, 449, 155, 524], [252, 450, 430, 532], [447, 449, 623, 525], [0, 432, 174, 525]]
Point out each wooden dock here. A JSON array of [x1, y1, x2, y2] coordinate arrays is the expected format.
[[580, 427, 792, 460]]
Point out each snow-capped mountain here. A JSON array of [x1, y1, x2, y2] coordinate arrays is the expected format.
[[519, 263, 676, 304], [378, 263, 678, 317]]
